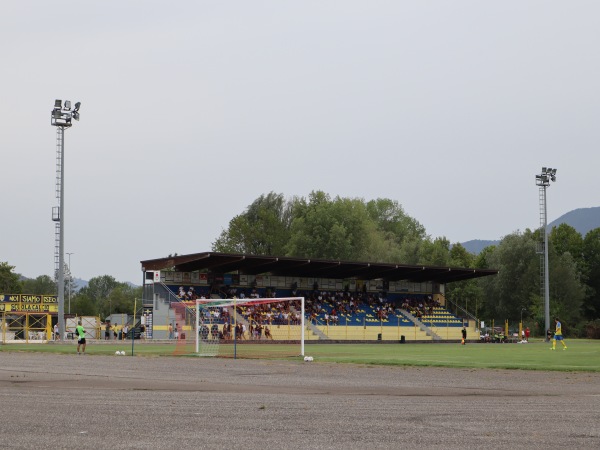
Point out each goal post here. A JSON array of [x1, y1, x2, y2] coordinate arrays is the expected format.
[[194, 297, 305, 358]]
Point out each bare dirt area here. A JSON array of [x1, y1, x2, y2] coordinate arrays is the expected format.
[[0, 352, 599, 449]]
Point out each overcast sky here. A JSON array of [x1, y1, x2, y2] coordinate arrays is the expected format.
[[2, 1, 599, 284]]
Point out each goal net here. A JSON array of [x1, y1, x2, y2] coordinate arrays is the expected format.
[[193, 297, 305, 359]]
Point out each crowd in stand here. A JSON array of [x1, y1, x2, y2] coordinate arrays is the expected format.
[[401, 295, 440, 318], [171, 284, 443, 336]]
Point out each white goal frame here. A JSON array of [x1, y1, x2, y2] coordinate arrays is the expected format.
[[195, 297, 305, 357]]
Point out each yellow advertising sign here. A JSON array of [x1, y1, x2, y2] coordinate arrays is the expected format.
[[0, 303, 57, 313]]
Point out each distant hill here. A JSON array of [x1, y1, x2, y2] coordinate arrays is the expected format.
[[460, 240, 499, 255], [461, 206, 600, 255], [548, 206, 600, 237]]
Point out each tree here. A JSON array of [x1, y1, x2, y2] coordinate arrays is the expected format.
[[77, 275, 120, 308], [366, 198, 426, 244], [548, 251, 585, 328], [582, 228, 600, 320], [419, 237, 451, 266], [477, 231, 538, 322], [21, 275, 56, 295], [474, 245, 496, 269], [99, 284, 142, 319], [285, 192, 374, 260], [449, 243, 474, 268], [70, 292, 97, 316], [0, 262, 21, 293], [212, 192, 292, 255], [365, 198, 426, 264], [550, 224, 584, 271]]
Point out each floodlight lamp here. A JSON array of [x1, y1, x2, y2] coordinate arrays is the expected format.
[[64, 100, 71, 109], [551, 176, 556, 182], [52, 109, 61, 118], [74, 102, 81, 111], [552, 168, 557, 175], [72, 111, 80, 121], [54, 99, 62, 109], [542, 167, 547, 173]]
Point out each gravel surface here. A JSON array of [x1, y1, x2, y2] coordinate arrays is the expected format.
[[1, 352, 599, 449]]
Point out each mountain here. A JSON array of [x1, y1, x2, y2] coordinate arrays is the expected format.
[[548, 206, 600, 237], [461, 206, 600, 254], [460, 240, 499, 255], [73, 277, 87, 291]]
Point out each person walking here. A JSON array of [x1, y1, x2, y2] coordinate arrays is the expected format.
[[551, 318, 567, 350], [525, 327, 530, 342], [75, 320, 87, 355], [461, 327, 467, 345]]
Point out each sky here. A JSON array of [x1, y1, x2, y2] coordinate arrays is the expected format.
[[2, 1, 599, 284]]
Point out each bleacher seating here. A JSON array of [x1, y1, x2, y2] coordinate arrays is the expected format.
[[161, 284, 469, 341]]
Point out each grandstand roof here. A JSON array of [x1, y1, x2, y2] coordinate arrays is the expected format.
[[140, 252, 498, 284]]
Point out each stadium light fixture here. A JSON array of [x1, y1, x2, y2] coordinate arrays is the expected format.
[[51, 99, 81, 341], [535, 166, 557, 339]]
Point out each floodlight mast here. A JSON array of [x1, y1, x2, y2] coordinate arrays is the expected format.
[[535, 167, 557, 339], [51, 99, 81, 341]]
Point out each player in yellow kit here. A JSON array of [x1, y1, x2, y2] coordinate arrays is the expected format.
[[551, 317, 567, 350]]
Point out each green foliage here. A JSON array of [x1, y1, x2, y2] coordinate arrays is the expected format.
[[419, 237, 451, 266], [98, 284, 142, 319], [69, 275, 140, 318], [21, 275, 56, 295], [550, 224, 584, 262], [70, 293, 97, 316], [286, 192, 374, 260], [0, 262, 21, 293], [478, 232, 539, 321], [582, 228, 600, 319], [212, 192, 292, 255]]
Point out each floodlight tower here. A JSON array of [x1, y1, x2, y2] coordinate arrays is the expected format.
[[51, 100, 81, 340], [535, 167, 557, 339]]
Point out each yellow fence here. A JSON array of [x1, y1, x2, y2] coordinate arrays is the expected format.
[[1, 312, 52, 342]]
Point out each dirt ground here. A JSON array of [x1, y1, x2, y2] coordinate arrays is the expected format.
[[0, 351, 599, 449]]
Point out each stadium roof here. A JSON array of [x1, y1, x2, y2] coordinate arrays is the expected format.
[[140, 252, 498, 284]]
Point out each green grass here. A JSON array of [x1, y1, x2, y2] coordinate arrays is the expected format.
[[2, 339, 599, 372]]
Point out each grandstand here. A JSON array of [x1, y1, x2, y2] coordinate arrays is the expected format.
[[140, 252, 497, 343]]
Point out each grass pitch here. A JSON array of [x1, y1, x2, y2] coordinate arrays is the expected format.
[[2, 339, 598, 372]]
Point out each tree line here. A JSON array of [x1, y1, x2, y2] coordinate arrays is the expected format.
[[2, 190, 599, 336], [0, 264, 141, 319], [213, 191, 600, 337]]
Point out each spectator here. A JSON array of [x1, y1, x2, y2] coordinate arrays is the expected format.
[[525, 327, 530, 342]]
